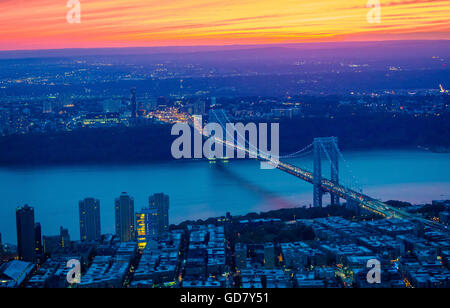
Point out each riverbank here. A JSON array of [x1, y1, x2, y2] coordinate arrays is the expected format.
[[0, 113, 449, 166]]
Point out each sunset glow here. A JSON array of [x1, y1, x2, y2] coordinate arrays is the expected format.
[[1, 0, 449, 50]]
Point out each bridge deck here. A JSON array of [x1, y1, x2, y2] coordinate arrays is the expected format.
[[194, 117, 448, 234], [274, 159, 449, 233]]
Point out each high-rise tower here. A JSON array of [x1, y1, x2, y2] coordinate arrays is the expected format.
[[34, 222, 42, 258], [79, 198, 101, 242], [16, 204, 36, 262], [149, 193, 169, 237], [115, 192, 135, 242], [130, 88, 137, 118], [135, 207, 158, 249]]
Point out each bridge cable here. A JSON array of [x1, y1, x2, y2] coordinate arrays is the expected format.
[[211, 109, 314, 159]]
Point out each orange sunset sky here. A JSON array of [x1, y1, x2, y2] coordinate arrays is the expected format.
[[1, 0, 449, 50]]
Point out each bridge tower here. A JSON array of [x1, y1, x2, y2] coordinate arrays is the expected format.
[[313, 137, 339, 207]]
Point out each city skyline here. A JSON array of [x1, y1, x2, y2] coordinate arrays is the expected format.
[[2, 196, 450, 288], [3, 192, 171, 249]]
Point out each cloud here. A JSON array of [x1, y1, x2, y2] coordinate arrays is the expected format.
[[0, 0, 448, 50]]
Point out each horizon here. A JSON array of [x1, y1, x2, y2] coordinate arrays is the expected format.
[[0, 39, 450, 55], [1, 38, 449, 52]]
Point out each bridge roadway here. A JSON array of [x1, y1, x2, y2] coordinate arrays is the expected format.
[[193, 118, 449, 234], [266, 156, 449, 233]]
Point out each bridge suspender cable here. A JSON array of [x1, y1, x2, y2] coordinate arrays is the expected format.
[[210, 109, 314, 159], [200, 112, 449, 234]]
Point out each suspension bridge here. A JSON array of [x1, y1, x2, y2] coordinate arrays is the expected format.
[[192, 109, 449, 233]]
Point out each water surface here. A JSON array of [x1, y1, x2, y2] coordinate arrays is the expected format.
[[0, 149, 449, 243]]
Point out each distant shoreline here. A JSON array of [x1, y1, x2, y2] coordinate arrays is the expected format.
[[0, 145, 438, 168], [1, 40, 448, 58], [1, 113, 449, 167]]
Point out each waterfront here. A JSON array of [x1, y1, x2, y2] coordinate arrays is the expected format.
[[0, 149, 449, 243]]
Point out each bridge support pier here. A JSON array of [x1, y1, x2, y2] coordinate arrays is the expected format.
[[313, 140, 323, 208], [313, 137, 340, 208], [330, 143, 340, 207]]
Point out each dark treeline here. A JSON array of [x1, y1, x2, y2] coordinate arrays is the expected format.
[[171, 205, 365, 243], [0, 125, 175, 165], [278, 113, 450, 152], [0, 113, 449, 165]]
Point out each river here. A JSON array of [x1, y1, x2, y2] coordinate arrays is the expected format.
[[0, 149, 449, 244]]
